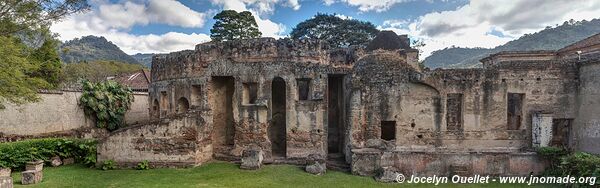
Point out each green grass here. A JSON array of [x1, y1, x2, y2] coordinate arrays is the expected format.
[[10, 161, 556, 188]]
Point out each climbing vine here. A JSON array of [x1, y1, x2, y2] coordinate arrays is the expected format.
[[79, 80, 134, 131]]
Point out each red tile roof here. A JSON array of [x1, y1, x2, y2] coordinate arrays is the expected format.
[[110, 69, 150, 91]]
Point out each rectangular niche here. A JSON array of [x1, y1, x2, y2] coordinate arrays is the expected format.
[[243, 82, 258, 104], [446, 93, 463, 131], [297, 78, 311, 101], [191, 85, 202, 106], [381, 121, 396, 141], [507, 93, 525, 130]]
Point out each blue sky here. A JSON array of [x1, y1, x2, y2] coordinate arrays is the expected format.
[[51, 0, 600, 57]]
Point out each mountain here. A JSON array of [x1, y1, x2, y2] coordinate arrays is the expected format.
[[424, 18, 600, 68], [59, 35, 140, 65], [132, 53, 164, 68]]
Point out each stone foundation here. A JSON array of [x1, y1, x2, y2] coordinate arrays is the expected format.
[[351, 149, 546, 177]]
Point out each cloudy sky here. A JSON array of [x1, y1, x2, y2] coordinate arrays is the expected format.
[[51, 0, 600, 57]]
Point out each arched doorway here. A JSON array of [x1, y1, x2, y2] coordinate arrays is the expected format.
[[177, 97, 190, 113], [270, 77, 287, 157]]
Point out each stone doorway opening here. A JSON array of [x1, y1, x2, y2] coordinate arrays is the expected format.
[[270, 77, 287, 158], [210, 76, 235, 154], [327, 75, 346, 159]]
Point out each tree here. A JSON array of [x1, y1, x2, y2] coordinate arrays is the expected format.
[[0, 0, 89, 37], [290, 13, 379, 48], [0, 0, 88, 109], [0, 36, 49, 109], [210, 10, 262, 42]]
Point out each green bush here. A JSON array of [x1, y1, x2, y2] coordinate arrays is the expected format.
[[540, 148, 600, 187], [101, 160, 117, 170], [136, 160, 150, 170], [79, 80, 134, 131], [0, 138, 97, 170]]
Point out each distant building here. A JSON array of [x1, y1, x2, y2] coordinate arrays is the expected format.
[[109, 69, 151, 92]]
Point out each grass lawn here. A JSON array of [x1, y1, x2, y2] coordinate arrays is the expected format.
[[10, 161, 557, 188]]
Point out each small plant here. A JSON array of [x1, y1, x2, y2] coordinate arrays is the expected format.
[[136, 160, 150, 170], [101, 160, 117, 170]]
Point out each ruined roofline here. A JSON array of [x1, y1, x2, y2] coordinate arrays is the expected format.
[[557, 33, 600, 55], [479, 50, 557, 63]]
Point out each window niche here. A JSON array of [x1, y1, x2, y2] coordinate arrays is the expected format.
[[507, 93, 525, 130], [191, 85, 202, 106], [446, 93, 463, 131], [297, 78, 311, 101], [381, 121, 396, 141], [242, 82, 258, 104]]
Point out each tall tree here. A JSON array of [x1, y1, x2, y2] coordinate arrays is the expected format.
[[0, 0, 89, 37], [0, 0, 89, 109], [210, 10, 262, 42], [0, 36, 49, 109], [290, 13, 379, 48]]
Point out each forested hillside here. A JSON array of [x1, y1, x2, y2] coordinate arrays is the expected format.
[[424, 19, 600, 68]]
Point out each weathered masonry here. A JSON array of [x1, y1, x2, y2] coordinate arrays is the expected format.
[[98, 31, 600, 177]]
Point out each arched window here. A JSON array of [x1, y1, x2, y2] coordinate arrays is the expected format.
[[177, 97, 190, 113]]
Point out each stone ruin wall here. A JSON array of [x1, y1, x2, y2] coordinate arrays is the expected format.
[[97, 36, 599, 176]]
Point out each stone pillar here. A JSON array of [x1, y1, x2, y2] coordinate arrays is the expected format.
[[21, 171, 42, 185], [21, 160, 44, 185], [0, 168, 12, 188], [0, 177, 13, 188]]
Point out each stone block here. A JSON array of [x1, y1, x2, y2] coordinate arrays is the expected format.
[[305, 154, 326, 175], [240, 146, 263, 170], [351, 149, 382, 176], [21, 170, 42, 185], [50, 156, 62, 167], [62, 158, 75, 165], [375, 166, 401, 183], [0, 168, 10, 177], [25, 160, 43, 172], [0, 176, 13, 188]]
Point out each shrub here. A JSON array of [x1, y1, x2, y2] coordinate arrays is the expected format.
[[540, 148, 600, 187], [101, 160, 117, 170], [136, 160, 150, 170], [79, 80, 134, 131], [537, 147, 569, 175], [0, 138, 97, 170]]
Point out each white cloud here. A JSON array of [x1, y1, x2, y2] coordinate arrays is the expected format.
[[334, 14, 353, 20], [52, 15, 211, 54], [211, 0, 301, 15], [51, 0, 211, 54], [96, 0, 206, 29], [323, 0, 414, 12], [380, 0, 600, 58], [210, 0, 292, 38]]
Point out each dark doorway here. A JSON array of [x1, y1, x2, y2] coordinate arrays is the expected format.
[[210, 76, 235, 152], [507, 93, 524, 130], [270, 77, 287, 157], [551, 119, 572, 149], [328, 75, 345, 156]]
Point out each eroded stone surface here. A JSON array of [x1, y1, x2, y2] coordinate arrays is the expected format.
[[25, 160, 43, 172], [305, 154, 326, 175], [0, 177, 12, 188], [240, 145, 263, 170], [50, 156, 62, 167], [21, 170, 42, 185], [375, 166, 401, 183]]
